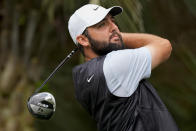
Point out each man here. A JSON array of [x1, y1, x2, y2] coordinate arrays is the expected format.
[[68, 4, 179, 131]]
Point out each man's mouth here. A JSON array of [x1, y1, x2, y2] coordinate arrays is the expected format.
[[111, 36, 120, 42], [109, 32, 120, 42], [112, 35, 119, 39]]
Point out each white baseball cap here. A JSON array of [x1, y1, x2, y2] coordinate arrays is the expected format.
[[68, 4, 123, 45]]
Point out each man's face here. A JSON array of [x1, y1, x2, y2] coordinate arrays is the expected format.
[[85, 14, 124, 56]]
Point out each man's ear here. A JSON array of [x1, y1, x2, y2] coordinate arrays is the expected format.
[[76, 35, 90, 47]]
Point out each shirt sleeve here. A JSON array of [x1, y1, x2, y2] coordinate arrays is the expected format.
[[103, 47, 152, 97]]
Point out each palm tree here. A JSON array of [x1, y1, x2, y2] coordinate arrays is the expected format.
[[0, 0, 91, 130]]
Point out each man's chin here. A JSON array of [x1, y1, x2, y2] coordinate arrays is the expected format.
[[109, 41, 125, 50], [92, 43, 124, 56], [110, 41, 122, 46]]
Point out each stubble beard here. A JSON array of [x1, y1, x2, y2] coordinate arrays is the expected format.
[[87, 31, 125, 56]]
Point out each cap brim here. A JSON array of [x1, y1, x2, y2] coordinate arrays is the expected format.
[[108, 6, 123, 16]]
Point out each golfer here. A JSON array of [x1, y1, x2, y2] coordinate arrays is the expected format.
[[68, 4, 179, 131]]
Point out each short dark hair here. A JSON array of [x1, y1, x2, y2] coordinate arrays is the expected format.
[[77, 29, 89, 56]]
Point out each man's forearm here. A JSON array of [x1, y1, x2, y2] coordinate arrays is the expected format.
[[121, 33, 168, 49]]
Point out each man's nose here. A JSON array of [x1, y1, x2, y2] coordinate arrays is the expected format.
[[109, 20, 118, 32]]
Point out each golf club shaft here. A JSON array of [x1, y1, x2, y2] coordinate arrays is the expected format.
[[35, 48, 78, 93]]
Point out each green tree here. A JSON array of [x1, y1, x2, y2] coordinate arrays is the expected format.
[[0, 0, 95, 131]]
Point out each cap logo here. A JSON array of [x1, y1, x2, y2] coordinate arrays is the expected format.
[[93, 6, 99, 11]]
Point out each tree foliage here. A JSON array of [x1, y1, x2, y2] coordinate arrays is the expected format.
[[0, 0, 95, 131]]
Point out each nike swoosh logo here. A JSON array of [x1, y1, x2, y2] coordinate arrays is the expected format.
[[93, 6, 99, 11], [87, 74, 94, 83]]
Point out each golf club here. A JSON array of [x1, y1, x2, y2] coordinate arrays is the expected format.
[[27, 48, 78, 120]]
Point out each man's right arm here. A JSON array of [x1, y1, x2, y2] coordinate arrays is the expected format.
[[121, 33, 172, 69]]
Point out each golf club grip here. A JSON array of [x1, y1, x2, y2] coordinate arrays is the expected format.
[[34, 48, 78, 93]]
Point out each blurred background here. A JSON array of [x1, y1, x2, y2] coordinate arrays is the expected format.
[[0, 0, 196, 130]]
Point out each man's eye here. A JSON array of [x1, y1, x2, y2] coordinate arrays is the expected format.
[[111, 19, 116, 24], [98, 22, 105, 28]]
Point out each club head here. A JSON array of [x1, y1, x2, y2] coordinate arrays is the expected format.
[[27, 92, 56, 120]]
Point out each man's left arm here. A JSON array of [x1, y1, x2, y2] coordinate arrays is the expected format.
[[121, 33, 172, 70]]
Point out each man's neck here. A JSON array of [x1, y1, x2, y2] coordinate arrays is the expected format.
[[84, 48, 99, 61], [84, 54, 98, 61]]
